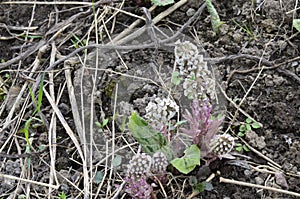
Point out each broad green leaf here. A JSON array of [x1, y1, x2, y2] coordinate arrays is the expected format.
[[206, 0, 222, 33], [128, 112, 173, 160], [293, 19, 300, 32], [171, 144, 200, 174], [151, 0, 174, 6]]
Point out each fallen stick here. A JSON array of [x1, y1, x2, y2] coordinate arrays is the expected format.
[[220, 177, 300, 197], [0, 173, 60, 189]]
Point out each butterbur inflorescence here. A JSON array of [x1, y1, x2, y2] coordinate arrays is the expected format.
[[209, 134, 235, 157], [145, 97, 179, 130], [125, 152, 169, 198], [127, 153, 152, 178], [174, 40, 216, 100], [125, 153, 153, 199], [151, 151, 168, 173]]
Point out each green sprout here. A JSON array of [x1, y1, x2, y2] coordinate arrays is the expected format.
[[234, 118, 262, 152], [232, 19, 257, 40], [237, 118, 261, 137], [95, 118, 109, 129], [71, 33, 87, 49], [58, 191, 67, 199], [19, 73, 45, 168]]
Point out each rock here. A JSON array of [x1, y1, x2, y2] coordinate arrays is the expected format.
[[186, 8, 195, 17], [254, 176, 264, 185]]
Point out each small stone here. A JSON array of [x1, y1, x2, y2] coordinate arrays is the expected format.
[[244, 169, 253, 177], [232, 32, 243, 43], [186, 8, 195, 17], [275, 172, 289, 189], [254, 176, 264, 185]]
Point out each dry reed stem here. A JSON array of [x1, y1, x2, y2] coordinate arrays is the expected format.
[[220, 177, 300, 197], [43, 88, 90, 198], [48, 41, 59, 197], [1, 1, 97, 6], [0, 172, 60, 189]]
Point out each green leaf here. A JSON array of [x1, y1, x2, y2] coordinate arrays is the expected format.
[[96, 118, 109, 128], [22, 117, 33, 147], [239, 124, 246, 132], [293, 19, 300, 32], [37, 73, 45, 114], [245, 124, 252, 131], [171, 144, 200, 174], [112, 155, 122, 167], [58, 191, 67, 199], [171, 71, 182, 85], [205, 0, 222, 33], [102, 118, 109, 127], [93, 171, 104, 184], [128, 112, 173, 160], [29, 73, 45, 116], [237, 132, 244, 137], [245, 118, 252, 124], [243, 145, 250, 152], [193, 182, 206, 193], [235, 146, 243, 152], [251, 122, 262, 129], [151, 0, 174, 6]]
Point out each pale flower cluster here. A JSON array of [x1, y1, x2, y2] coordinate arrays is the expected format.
[[174, 40, 216, 100], [144, 96, 179, 130]]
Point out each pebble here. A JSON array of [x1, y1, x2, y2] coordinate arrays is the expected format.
[[254, 176, 264, 185], [186, 8, 195, 17]]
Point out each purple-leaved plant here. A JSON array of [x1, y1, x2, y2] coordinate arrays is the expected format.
[[124, 175, 153, 199], [181, 99, 225, 158]]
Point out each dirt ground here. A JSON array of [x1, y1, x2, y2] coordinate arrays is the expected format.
[[0, 0, 299, 199]]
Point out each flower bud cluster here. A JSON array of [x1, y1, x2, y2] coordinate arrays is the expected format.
[[151, 151, 168, 173], [209, 134, 235, 156], [125, 152, 169, 198], [144, 96, 179, 129], [174, 41, 216, 100], [127, 153, 152, 179]]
